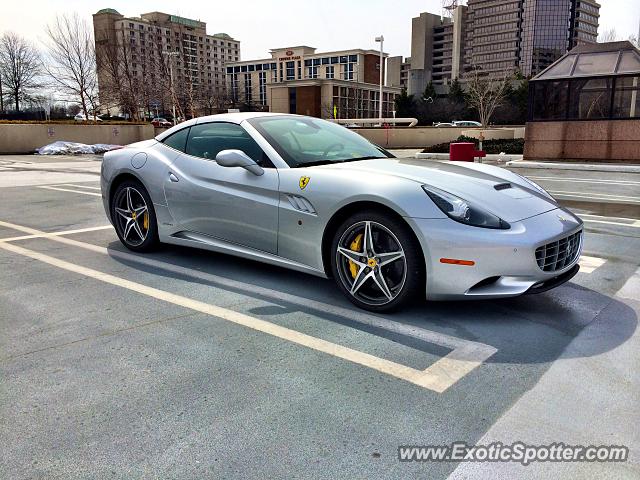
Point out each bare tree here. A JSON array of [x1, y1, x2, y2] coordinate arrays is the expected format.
[[0, 32, 41, 111], [96, 31, 145, 120], [44, 14, 99, 120], [599, 28, 619, 43], [465, 68, 513, 128]]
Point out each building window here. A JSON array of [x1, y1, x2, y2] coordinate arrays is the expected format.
[[286, 61, 295, 80], [326, 65, 334, 79], [231, 73, 239, 101], [568, 78, 612, 120], [344, 63, 354, 80], [259, 71, 267, 106], [244, 73, 252, 103], [308, 66, 318, 79], [612, 76, 640, 119]]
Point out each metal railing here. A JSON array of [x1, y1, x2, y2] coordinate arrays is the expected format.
[[331, 118, 419, 127]]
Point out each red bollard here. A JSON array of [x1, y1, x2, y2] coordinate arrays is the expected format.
[[449, 142, 486, 162]]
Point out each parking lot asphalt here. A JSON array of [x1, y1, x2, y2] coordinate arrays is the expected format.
[[0, 154, 639, 479]]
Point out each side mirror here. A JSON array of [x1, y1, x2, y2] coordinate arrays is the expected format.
[[215, 149, 264, 176]]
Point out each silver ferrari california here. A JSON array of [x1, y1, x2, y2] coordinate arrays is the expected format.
[[101, 113, 583, 311]]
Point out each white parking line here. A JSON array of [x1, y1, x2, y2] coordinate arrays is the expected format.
[[57, 183, 101, 190], [580, 255, 607, 274], [0, 225, 112, 243], [616, 267, 640, 301], [578, 213, 640, 229], [529, 176, 640, 186], [549, 191, 640, 204], [0, 220, 498, 393], [37, 186, 101, 197]]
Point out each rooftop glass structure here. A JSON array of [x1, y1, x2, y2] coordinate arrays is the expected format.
[[529, 41, 640, 121]]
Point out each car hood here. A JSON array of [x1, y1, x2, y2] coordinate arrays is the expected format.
[[314, 158, 559, 222]]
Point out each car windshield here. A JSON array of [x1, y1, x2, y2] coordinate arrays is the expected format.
[[247, 115, 392, 167]]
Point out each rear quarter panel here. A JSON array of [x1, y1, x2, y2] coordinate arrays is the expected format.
[[101, 141, 180, 223]]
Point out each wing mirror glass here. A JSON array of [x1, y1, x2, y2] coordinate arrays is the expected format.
[[215, 149, 264, 176]]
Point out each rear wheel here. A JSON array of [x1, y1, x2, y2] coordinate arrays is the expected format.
[[330, 211, 424, 312], [111, 180, 158, 252]]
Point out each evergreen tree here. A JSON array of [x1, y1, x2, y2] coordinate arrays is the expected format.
[[394, 88, 416, 118], [448, 78, 465, 104], [422, 81, 437, 102]]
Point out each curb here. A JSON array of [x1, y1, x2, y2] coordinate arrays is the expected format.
[[416, 153, 523, 162], [506, 160, 640, 173]]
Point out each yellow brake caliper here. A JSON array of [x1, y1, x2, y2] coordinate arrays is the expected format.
[[143, 211, 149, 229], [349, 233, 363, 278]]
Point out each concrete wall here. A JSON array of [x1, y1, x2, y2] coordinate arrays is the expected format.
[[0, 122, 525, 154], [355, 127, 521, 149], [387, 56, 403, 88], [0, 123, 156, 154], [524, 120, 640, 163]]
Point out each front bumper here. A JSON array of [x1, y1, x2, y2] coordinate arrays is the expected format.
[[406, 208, 583, 300]]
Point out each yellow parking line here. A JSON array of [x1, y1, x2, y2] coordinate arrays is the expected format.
[[37, 186, 101, 197], [0, 220, 498, 392]]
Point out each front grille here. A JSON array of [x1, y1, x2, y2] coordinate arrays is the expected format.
[[535, 230, 582, 272]]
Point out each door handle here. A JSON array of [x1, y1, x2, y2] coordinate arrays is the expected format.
[[169, 172, 179, 182]]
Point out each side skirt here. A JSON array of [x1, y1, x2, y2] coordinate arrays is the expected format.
[[162, 230, 328, 278]]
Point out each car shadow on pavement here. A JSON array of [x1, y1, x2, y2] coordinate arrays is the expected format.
[[105, 241, 637, 368]]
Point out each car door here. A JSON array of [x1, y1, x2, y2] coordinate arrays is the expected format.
[[163, 121, 280, 254]]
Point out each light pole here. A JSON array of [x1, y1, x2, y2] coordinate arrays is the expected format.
[[375, 36, 384, 126], [162, 50, 179, 125]]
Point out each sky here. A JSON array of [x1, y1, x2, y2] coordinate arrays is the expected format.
[[1, 0, 639, 59]]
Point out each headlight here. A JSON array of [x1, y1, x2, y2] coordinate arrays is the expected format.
[[517, 175, 555, 200], [422, 185, 510, 229]]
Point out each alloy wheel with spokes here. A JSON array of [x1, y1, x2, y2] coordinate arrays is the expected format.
[[111, 181, 158, 251], [335, 220, 408, 308]]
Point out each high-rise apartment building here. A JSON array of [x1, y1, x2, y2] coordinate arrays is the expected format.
[[387, 56, 410, 90], [408, 0, 600, 95], [92, 9, 240, 118], [519, 0, 600, 76]]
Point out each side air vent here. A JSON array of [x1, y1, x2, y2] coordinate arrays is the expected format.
[[494, 182, 512, 191], [286, 194, 317, 215]]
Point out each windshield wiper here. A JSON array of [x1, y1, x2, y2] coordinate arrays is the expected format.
[[296, 156, 385, 168], [341, 156, 385, 162], [296, 159, 337, 167]]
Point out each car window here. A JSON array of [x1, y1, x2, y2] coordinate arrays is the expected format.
[[247, 116, 391, 167], [161, 127, 190, 152], [185, 122, 269, 166]]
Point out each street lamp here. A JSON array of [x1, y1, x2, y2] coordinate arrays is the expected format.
[[375, 35, 384, 126], [162, 50, 179, 125]]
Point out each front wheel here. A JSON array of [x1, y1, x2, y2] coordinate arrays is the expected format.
[[330, 211, 424, 312], [111, 180, 159, 252]]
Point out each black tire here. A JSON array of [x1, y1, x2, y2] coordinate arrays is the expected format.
[[110, 179, 159, 252], [330, 210, 424, 312]]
